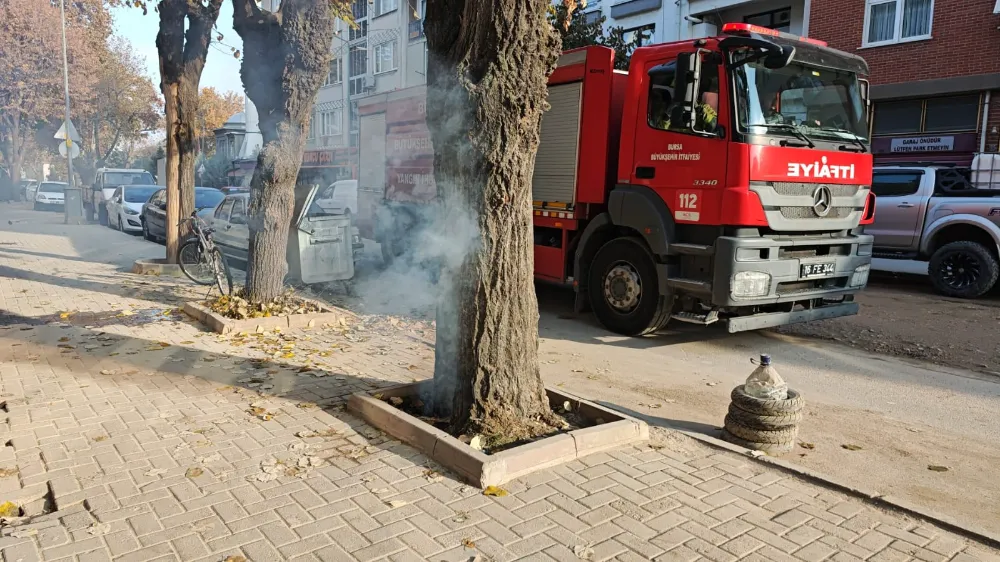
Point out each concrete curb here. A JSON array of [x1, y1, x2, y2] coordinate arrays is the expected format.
[[131, 258, 184, 278], [182, 297, 356, 335], [665, 422, 1000, 550], [348, 381, 649, 489]]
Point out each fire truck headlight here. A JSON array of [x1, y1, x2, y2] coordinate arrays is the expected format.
[[731, 271, 771, 298], [851, 264, 870, 287]]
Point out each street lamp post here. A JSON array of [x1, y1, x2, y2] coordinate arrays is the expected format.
[[58, 0, 84, 224]]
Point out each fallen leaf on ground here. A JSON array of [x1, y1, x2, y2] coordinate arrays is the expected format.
[[99, 370, 114, 376], [799, 442, 815, 450], [0, 502, 19, 517], [223, 556, 247, 562], [87, 522, 112, 536], [928, 465, 950, 472], [185, 467, 204, 478], [461, 538, 476, 548], [386, 500, 408, 508], [59, 311, 73, 319], [58, 337, 70, 342], [841, 444, 863, 451], [483, 486, 508, 497], [469, 436, 483, 451], [180, 341, 194, 345], [144, 468, 168, 477], [573, 544, 595, 560], [424, 470, 443, 483], [388, 397, 403, 406]]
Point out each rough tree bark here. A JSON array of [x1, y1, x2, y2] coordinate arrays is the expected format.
[[231, 0, 337, 303], [155, 0, 221, 262], [424, 0, 561, 438]]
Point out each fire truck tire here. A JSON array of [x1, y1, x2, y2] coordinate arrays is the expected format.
[[928, 241, 999, 299], [588, 237, 669, 336], [730, 385, 803, 416], [727, 404, 802, 429], [720, 429, 795, 454], [723, 415, 798, 444]]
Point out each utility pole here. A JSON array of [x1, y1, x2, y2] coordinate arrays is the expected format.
[[58, 0, 83, 224]]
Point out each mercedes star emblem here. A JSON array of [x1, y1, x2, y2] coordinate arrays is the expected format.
[[812, 186, 833, 217]]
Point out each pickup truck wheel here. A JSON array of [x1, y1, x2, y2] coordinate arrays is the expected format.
[[929, 241, 999, 299], [588, 237, 669, 336]]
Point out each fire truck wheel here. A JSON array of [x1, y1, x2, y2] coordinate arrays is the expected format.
[[588, 237, 669, 336], [928, 241, 999, 299]]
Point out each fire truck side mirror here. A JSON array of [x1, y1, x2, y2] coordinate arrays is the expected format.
[[858, 78, 872, 128], [674, 52, 701, 129]]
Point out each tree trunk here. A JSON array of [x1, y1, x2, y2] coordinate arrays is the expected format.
[[232, 0, 336, 304], [424, 0, 561, 438], [163, 83, 182, 263], [156, 0, 221, 261]]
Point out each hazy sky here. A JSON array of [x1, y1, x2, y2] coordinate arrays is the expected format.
[[110, 3, 245, 96]]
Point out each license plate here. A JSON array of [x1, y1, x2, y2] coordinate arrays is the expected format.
[[800, 262, 835, 278]]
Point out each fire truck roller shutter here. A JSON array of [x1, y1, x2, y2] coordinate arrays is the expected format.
[[531, 82, 583, 206]]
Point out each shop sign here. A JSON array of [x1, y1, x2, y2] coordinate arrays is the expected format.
[[889, 136, 955, 153], [302, 150, 335, 166]]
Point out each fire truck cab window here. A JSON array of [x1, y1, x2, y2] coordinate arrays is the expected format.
[[647, 56, 721, 135]]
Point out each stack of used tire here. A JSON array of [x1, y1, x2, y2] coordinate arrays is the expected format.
[[721, 385, 803, 454]]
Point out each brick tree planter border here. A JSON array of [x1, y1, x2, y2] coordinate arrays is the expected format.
[[131, 258, 184, 278], [182, 298, 355, 335], [347, 381, 649, 488]]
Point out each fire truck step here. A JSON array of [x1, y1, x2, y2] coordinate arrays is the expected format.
[[669, 243, 714, 256], [671, 310, 720, 325]]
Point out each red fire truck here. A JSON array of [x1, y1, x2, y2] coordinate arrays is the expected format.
[[360, 23, 876, 336]]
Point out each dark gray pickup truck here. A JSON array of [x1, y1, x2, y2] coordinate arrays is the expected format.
[[868, 165, 1000, 298]]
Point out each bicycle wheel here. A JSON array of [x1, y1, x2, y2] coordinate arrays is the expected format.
[[178, 240, 216, 285], [210, 248, 234, 295]]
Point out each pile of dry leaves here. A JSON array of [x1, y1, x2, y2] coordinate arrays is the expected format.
[[209, 289, 323, 320]]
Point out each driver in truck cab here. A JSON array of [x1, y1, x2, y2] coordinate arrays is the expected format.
[[649, 57, 721, 133]]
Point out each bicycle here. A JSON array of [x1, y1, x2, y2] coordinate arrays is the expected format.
[[177, 211, 233, 295]]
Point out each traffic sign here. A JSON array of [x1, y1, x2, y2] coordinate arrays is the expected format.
[[54, 119, 82, 143], [59, 141, 80, 159]]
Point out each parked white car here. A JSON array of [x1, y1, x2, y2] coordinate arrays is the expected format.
[[317, 179, 358, 216], [106, 184, 160, 233], [33, 182, 67, 210]]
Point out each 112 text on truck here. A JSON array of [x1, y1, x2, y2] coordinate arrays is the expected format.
[[365, 23, 877, 336]]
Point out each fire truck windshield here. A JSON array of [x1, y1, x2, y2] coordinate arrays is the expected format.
[[733, 60, 868, 144]]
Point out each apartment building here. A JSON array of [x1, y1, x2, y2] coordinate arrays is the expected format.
[[811, 0, 1000, 165], [301, 0, 428, 187], [579, 0, 813, 47]]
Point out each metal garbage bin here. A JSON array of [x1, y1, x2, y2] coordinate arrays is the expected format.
[[287, 184, 355, 284]]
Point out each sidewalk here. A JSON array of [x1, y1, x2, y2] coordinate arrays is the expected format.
[[0, 205, 996, 562]]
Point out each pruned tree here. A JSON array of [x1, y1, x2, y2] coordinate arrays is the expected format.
[[230, 0, 351, 304], [423, 0, 562, 439], [195, 87, 244, 155], [154, 0, 224, 262]]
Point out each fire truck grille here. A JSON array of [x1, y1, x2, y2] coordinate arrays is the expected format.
[[779, 206, 854, 219], [771, 182, 861, 197]]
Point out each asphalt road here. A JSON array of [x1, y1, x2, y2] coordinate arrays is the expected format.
[[534, 284, 1000, 537]]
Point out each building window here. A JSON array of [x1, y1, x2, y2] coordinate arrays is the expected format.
[[743, 7, 792, 33], [323, 58, 343, 87], [623, 24, 655, 47], [306, 115, 314, 140], [863, 0, 933, 47], [349, 0, 368, 42], [408, 0, 425, 40], [349, 44, 368, 96], [374, 41, 398, 74], [320, 109, 342, 137], [374, 0, 398, 17], [873, 94, 980, 136]]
